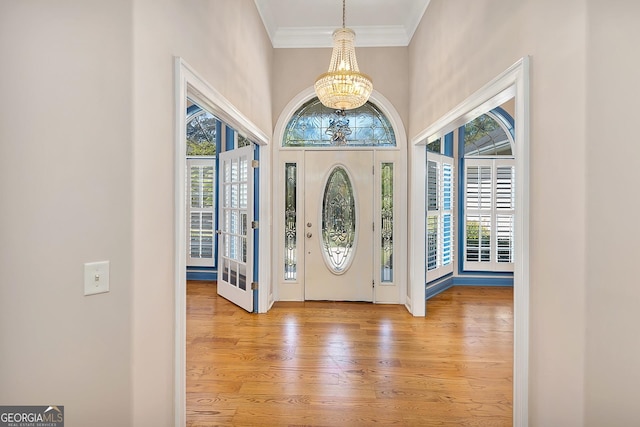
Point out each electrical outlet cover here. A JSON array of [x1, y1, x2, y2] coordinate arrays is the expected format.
[[84, 261, 110, 296]]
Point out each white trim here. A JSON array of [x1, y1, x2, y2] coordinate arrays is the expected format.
[[174, 57, 272, 427], [513, 57, 530, 427], [258, 144, 273, 313], [409, 56, 530, 426], [173, 59, 187, 427], [414, 70, 518, 145], [271, 25, 411, 48], [409, 144, 427, 316], [254, 1, 432, 48]]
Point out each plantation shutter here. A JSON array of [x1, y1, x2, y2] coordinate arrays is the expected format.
[[426, 153, 454, 282], [187, 158, 216, 267], [464, 158, 514, 271]]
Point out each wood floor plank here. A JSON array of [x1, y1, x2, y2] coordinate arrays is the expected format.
[[186, 281, 513, 426]]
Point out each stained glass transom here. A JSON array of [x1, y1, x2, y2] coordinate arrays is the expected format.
[[283, 98, 396, 147]]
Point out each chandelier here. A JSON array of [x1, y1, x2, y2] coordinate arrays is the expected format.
[[314, 0, 373, 110]]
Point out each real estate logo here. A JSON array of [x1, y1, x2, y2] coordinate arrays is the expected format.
[[0, 406, 64, 427]]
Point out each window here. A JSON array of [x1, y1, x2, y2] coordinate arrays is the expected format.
[[381, 163, 394, 282], [462, 110, 515, 272], [282, 98, 395, 147], [284, 163, 297, 280], [186, 101, 219, 267], [426, 152, 454, 281], [321, 167, 357, 272]]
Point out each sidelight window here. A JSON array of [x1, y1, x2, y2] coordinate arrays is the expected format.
[[284, 163, 297, 280]]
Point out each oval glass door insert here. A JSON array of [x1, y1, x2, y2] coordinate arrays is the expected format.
[[321, 166, 357, 273]]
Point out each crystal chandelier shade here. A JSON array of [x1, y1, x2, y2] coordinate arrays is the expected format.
[[314, 1, 373, 110]]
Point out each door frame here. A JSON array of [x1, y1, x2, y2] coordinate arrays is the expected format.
[[272, 88, 408, 305], [174, 57, 270, 426], [409, 57, 530, 425]]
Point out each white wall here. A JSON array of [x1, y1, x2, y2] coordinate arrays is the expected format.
[[132, 0, 273, 425], [409, 0, 588, 424], [0, 1, 133, 426], [585, 0, 640, 424]]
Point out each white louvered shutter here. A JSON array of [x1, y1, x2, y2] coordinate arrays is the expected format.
[[187, 158, 216, 267], [426, 153, 454, 282], [464, 158, 514, 271]]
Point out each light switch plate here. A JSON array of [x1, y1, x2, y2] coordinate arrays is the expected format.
[[84, 261, 110, 296]]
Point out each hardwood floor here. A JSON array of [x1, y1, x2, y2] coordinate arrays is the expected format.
[[186, 282, 513, 426]]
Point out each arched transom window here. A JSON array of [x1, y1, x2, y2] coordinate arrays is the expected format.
[[283, 98, 396, 147]]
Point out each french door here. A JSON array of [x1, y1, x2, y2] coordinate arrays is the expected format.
[[217, 145, 254, 312], [303, 150, 374, 301]]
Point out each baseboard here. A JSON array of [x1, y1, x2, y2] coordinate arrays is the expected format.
[[186, 268, 217, 281], [426, 274, 454, 300], [426, 273, 514, 300]]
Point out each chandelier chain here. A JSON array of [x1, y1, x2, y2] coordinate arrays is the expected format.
[[342, 0, 346, 28]]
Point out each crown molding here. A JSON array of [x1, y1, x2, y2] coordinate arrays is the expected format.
[[272, 25, 411, 48]]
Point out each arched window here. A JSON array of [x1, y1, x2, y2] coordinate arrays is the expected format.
[[464, 110, 514, 157], [282, 98, 396, 147], [186, 104, 218, 156]]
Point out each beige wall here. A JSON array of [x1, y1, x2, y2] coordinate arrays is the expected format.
[[0, 1, 272, 426], [0, 1, 133, 426], [585, 0, 640, 425], [272, 47, 409, 131], [131, 0, 273, 425], [409, 0, 588, 425], [3, 0, 640, 425]]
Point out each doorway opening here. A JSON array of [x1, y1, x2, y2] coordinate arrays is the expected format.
[[174, 58, 270, 426], [273, 92, 408, 305], [410, 57, 530, 424]]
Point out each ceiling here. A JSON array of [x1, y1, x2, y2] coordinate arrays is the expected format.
[[254, 0, 432, 48]]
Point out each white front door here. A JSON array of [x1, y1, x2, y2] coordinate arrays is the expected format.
[[217, 145, 254, 312], [304, 150, 374, 301]]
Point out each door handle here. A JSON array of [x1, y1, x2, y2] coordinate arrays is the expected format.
[[306, 232, 312, 238]]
